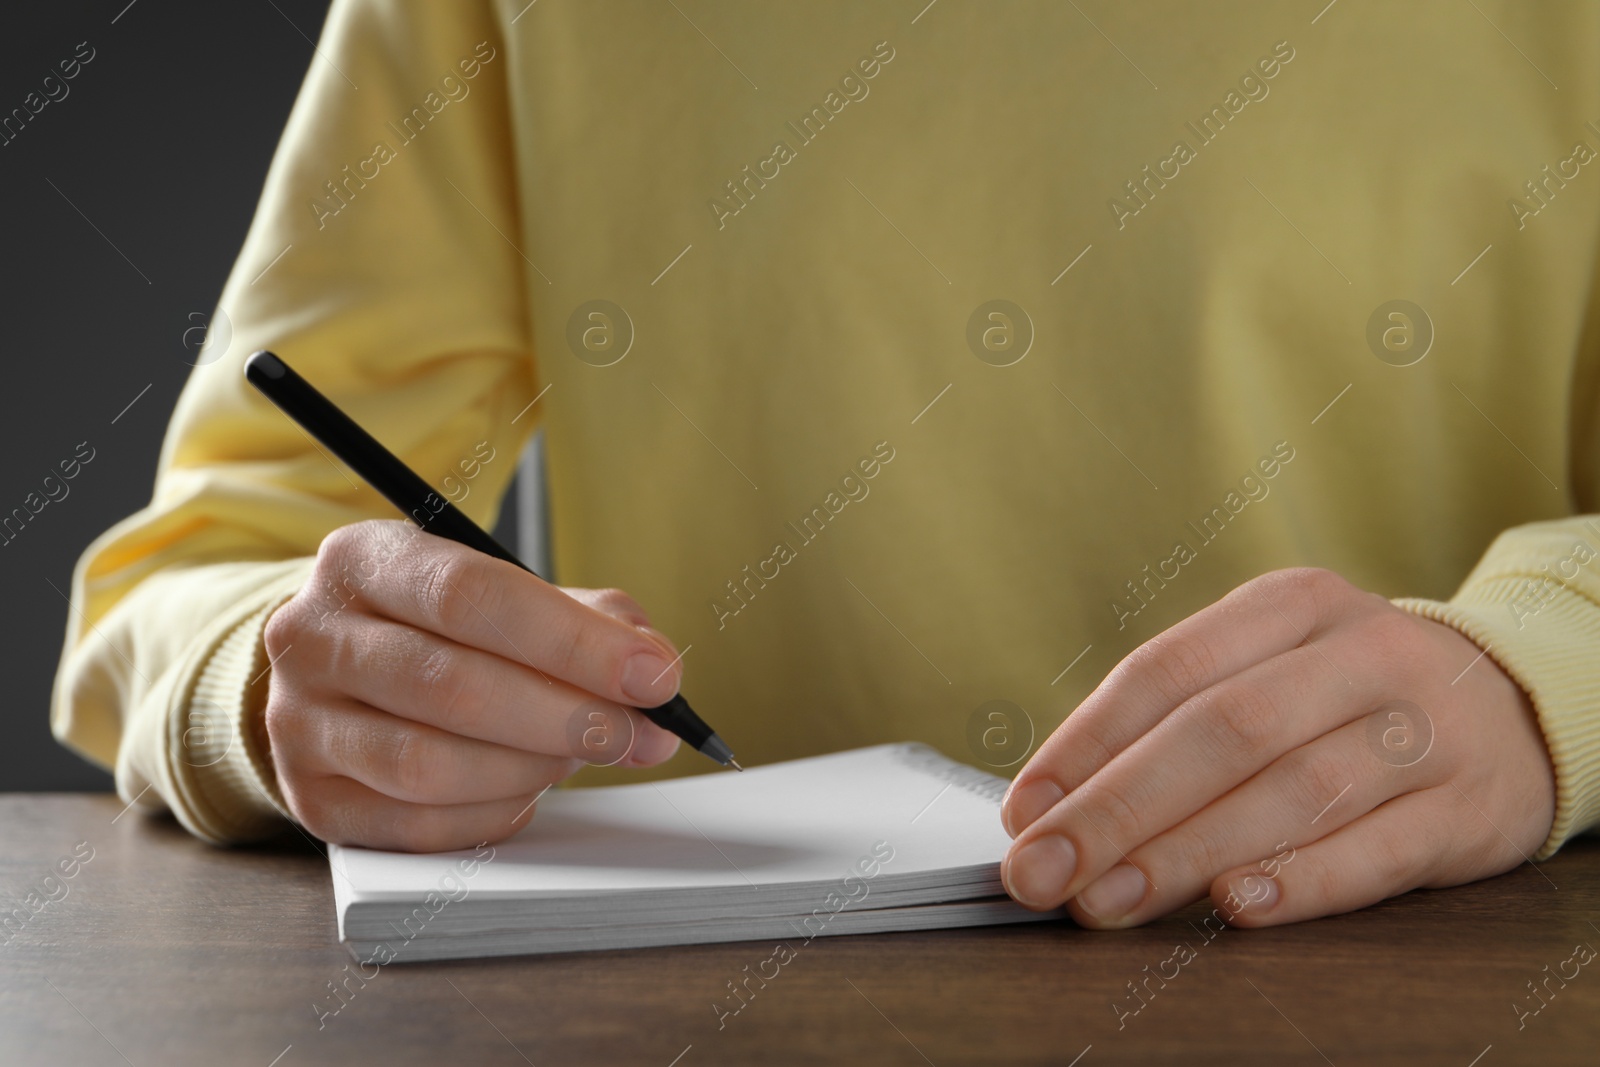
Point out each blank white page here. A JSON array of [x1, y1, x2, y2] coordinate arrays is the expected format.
[[330, 744, 1014, 907]]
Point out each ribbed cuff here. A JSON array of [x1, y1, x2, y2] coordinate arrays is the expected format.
[[1396, 574, 1600, 862], [172, 563, 312, 844]]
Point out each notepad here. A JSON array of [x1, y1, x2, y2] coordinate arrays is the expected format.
[[328, 743, 1064, 961]]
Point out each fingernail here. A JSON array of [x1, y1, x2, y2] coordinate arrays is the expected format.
[[1002, 778, 1065, 837], [1003, 834, 1076, 909], [1076, 864, 1148, 923], [621, 652, 676, 705], [637, 625, 677, 658], [1226, 873, 1279, 914]]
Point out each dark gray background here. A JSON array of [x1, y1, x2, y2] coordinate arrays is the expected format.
[[0, 1, 520, 791]]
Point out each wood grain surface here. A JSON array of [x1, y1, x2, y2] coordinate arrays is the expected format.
[[1, 794, 1595, 1066]]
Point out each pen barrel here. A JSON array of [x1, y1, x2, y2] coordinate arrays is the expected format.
[[245, 350, 532, 576], [637, 695, 714, 749]]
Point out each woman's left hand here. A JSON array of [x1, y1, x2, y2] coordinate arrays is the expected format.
[[1000, 567, 1557, 928]]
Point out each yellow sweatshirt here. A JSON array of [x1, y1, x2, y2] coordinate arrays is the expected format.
[[52, 0, 1600, 857]]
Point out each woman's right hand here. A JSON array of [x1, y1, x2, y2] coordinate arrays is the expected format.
[[259, 519, 684, 851]]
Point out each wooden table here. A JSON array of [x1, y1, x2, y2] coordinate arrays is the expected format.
[[2, 795, 1596, 1065]]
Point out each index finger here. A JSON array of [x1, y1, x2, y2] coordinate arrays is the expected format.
[[328, 523, 683, 710]]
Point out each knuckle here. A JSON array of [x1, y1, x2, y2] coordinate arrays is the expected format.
[[416, 644, 476, 725], [548, 612, 604, 681], [263, 602, 300, 656], [1124, 636, 1217, 702], [316, 522, 379, 575], [1365, 824, 1422, 890], [1303, 852, 1345, 903], [1177, 820, 1237, 885], [1265, 567, 1351, 619], [299, 806, 340, 845], [1083, 779, 1149, 848], [1197, 684, 1280, 762], [1283, 566, 1346, 596], [419, 557, 459, 629], [262, 697, 289, 745], [318, 621, 362, 683], [1373, 606, 1420, 646], [585, 587, 649, 626], [384, 730, 430, 800], [1442, 789, 1510, 869], [317, 523, 361, 563], [261, 691, 306, 752], [1080, 723, 1119, 772], [285, 794, 321, 837], [1062, 722, 1119, 788], [270, 609, 346, 691], [312, 524, 388, 614], [282, 781, 337, 842], [1281, 748, 1356, 819], [1363, 608, 1423, 664], [422, 554, 491, 634]]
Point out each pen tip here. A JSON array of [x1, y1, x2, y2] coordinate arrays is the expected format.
[[729, 759, 745, 772]]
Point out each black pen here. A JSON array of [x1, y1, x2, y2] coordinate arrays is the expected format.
[[244, 349, 741, 771]]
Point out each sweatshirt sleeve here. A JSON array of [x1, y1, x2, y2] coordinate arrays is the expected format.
[[49, 0, 538, 844], [1395, 514, 1600, 861]]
